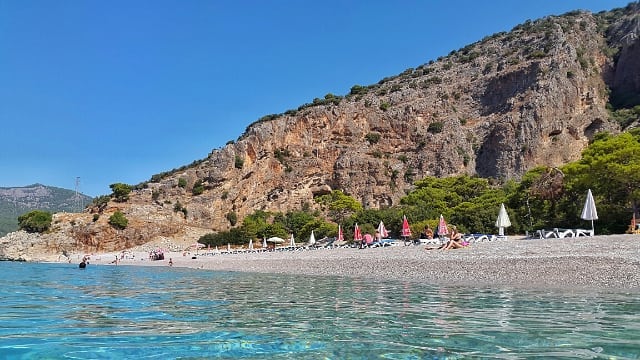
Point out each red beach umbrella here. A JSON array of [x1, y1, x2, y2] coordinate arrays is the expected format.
[[354, 223, 363, 242], [401, 215, 412, 238]]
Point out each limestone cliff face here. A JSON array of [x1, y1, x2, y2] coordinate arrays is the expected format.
[[2, 4, 639, 259]]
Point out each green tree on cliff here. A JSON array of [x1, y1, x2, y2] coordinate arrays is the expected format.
[[110, 183, 132, 202], [18, 210, 52, 233], [108, 211, 128, 230], [315, 190, 363, 224]]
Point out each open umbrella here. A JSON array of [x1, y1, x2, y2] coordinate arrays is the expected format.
[[580, 189, 598, 236], [438, 214, 449, 239], [267, 237, 285, 244], [495, 203, 512, 238]]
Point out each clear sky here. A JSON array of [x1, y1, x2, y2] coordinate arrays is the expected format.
[[0, 1, 632, 197]]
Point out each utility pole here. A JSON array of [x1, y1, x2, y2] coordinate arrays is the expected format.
[[74, 177, 82, 212]]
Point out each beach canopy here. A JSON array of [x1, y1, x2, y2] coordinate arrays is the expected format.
[[580, 189, 598, 235], [495, 203, 512, 237]]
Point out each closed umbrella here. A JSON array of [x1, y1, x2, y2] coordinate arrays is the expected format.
[[289, 233, 296, 247], [354, 223, 363, 242], [401, 215, 412, 245], [438, 214, 449, 240], [580, 189, 598, 235], [308, 231, 316, 247], [377, 221, 389, 238], [248, 239, 254, 250], [495, 203, 512, 238]]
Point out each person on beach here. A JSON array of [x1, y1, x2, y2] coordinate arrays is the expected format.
[[426, 225, 468, 250], [421, 225, 434, 240], [442, 226, 468, 250], [168, 258, 173, 266]]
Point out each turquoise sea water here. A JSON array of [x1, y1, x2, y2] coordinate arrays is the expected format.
[[0, 262, 639, 359]]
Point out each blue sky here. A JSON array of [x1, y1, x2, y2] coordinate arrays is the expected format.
[[0, 1, 632, 197]]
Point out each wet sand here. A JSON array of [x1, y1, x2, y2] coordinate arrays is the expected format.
[[83, 234, 640, 290]]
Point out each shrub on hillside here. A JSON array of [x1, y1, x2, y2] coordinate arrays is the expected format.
[[108, 211, 128, 229], [18, 210, 52, 233]]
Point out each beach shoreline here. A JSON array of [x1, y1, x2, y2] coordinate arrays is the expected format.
[[73, 234, 640, 290]]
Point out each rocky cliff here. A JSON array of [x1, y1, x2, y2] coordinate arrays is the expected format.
[[2, 3, 639, 261]]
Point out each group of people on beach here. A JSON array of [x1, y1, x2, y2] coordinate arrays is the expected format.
[[358, 230, 384, 248], [422, 225, 470, 250]]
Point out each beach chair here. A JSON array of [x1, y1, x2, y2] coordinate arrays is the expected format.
[[464, 233, 497, 242], [554, 228, 575, 238], [418, 237, 439, 246], [575, 228, 594, 237], [534, 229, 557, 239]]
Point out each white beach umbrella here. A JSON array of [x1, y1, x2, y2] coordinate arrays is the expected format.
[[495, 203, 512, 237], [267, 237, 285, 244], [248, 239, 254, 250], [289, 233, 296, 247], [581, 189, 598, 235], [309, 230, 316, 246], [377, 221, 389, 238], [262, 237, 267, 248]]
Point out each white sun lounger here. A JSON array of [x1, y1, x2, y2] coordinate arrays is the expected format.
[[554, 228, 575, 238], [575, 229, 594, 237]]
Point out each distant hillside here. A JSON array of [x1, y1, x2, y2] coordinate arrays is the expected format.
[[0, 184, 93, 236]]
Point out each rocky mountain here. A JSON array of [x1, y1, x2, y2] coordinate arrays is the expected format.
[[2, 3, 639, 261], [0, 184, 93, 236]]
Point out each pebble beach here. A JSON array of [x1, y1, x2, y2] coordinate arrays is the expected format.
[[83, 234, 640, 290]]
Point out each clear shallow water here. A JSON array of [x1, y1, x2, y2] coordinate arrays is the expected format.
[[0, 262, 639, 359]]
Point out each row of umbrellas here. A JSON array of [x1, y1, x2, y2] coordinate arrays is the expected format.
[[199, 190, 600, 251], [353, 189, 599, 239]]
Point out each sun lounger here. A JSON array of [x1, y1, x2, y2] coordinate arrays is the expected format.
[[554, 228, 575, 238], [575, 228, 594, 237], [464, 233, 497, 242], [533, 229, 558, 239], [417, 238, 440, 245]]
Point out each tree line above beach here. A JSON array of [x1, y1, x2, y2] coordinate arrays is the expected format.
[[196, 130, 640, 247]]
